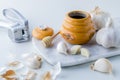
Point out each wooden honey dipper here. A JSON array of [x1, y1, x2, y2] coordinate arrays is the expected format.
[[42, 31, 60, 47]]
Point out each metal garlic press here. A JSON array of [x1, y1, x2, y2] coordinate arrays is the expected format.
[[0, 8, 30, 43]]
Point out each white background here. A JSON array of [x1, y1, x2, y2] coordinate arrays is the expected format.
[[0, 0, 120, 80]]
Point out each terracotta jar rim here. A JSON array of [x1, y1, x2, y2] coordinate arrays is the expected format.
[[66, 10, 90, 21]]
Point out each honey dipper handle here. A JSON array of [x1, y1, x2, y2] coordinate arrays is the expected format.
[[52, 31, 60, 39]]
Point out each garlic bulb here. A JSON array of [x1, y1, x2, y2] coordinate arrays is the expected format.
[[57, 42, 68, 55], [91, 58, 112, 73], [22, 53, 42, 69], [81, 48, 90, 58], [70, 45, 81, 55], [90, 6, 112, 30], [96, 17, 120, 48]]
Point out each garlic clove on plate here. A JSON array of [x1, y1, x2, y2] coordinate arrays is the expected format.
[[57, 41, 68, 55], [91, 58, 112, 73], [81, 48, 90, 58], [70, 45, 81, 55]]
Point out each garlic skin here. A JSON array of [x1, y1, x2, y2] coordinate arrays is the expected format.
[[22, 53, 42, 69], [49, 62, 61, 80], [42, 63, 61, 80], [96, 17, 120, 48], [57, 42, 68, 55], [90, 6, 112, 30], [81, 48, 90, 58], [43, 71, 51, 80], [39, 25, 48, 30], [91, 58, 112, 73], [25, 71, 37, 80], [70, 45, 81, 55]]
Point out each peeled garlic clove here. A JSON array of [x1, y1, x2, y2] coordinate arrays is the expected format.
[[81, 48, 90, 58], [70, 45, 81, 55], [57, 42, 68, 55], [91, 58, 112, 73]]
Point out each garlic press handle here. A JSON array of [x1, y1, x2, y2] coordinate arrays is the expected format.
[[0, 20, 18, 29], [3, 8, 27, 25]]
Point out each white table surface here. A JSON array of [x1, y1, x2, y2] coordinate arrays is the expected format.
[[0, 0, 120, 80]]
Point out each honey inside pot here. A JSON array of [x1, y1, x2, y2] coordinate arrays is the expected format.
[[69, 11, 86, 19], [60, 10, 95, 44]]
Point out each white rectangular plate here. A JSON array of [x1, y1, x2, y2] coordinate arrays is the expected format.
[[32, 36, 120, 67]]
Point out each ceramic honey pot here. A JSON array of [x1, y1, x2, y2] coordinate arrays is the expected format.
[[60, 10, 95, 44]]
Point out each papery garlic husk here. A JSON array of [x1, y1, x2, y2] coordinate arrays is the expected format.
[[4, 75, 19, 80], [39, 25, 48, 30], [91, 58, 112, 73], [24, 70, 37, 80], [96, 19, 120, 48], [42, 62, 61, 80], [43, 71, 52, 80], [70, 45, 81, 55], [22, 53, 42, 69], [57, 42, 68, 55], [7, 61, 24, 71], [90, 6, 112, 30], [49, 62, 61, 80], [0, 69, 19, 80], [81, 48, 90, 58]]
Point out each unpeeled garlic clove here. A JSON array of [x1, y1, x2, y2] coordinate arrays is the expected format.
[[70, 45, 81, 55], [81, 48, 90, 58], [22, 53, 42, 69], [27, 55, 42, 69], [57, 42, 68, 55], [91, 58, 112, 73]]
